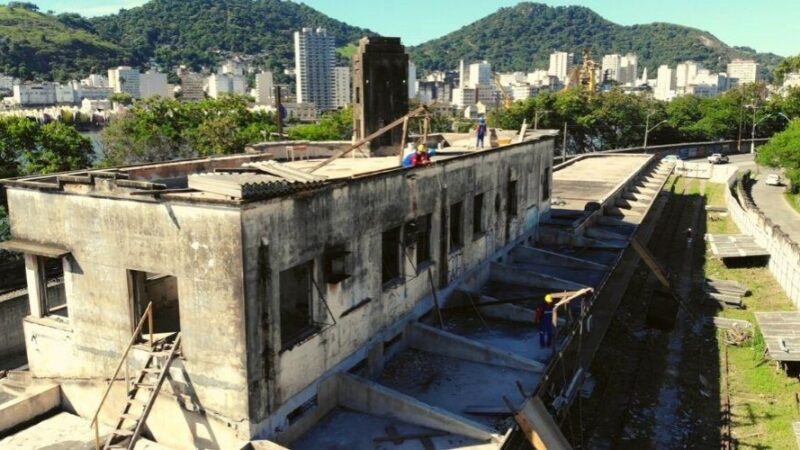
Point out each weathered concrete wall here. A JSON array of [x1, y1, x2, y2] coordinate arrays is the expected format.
[[5, 189, 251, 441], [554, 138, 767, 165], [725, 172, 800, 307], [240, 137, 554, 436], [0, 384, 60, 432]]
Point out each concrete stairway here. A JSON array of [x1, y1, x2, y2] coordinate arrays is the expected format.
[[605, 162, 671, 223], [104, 334, 181, 450]]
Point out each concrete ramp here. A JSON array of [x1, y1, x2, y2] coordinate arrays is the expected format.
[[490, 263, 589, 291], [513, 396, 572, 450]]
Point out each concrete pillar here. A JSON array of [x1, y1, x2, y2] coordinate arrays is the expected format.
[[23, 254, 44, 318], [335, 372, 497, 442]]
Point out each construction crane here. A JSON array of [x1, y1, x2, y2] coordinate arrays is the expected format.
[[563, 48, 599, 94], [492, 74, 514, 109]]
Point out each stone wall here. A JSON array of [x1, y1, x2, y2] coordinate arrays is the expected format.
[[724, 171, 800, 306]]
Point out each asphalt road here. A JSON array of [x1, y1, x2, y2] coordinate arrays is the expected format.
[[691, 153, 800, 243]]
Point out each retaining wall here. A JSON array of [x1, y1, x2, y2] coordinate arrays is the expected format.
[[723, 171, 800, 307]]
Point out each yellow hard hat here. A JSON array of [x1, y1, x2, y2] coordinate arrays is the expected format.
[[545, 294, 553, 304], [417, 144, 427, 152]]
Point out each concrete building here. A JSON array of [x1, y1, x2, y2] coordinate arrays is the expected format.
[[602, 53, 638, 86], [0, 73, 18, 92], [139, 70, 171, 99], [467, 61, 492, 88], [352, 36, 409, 149], [207, 73, 248, 99], [54, 83, 76, 104], [221, 59, 245, 76], [333, 66, 351, 109], [727, 59, 761, 86], [655, 65, 677, 101], [548, 51, 574, 82], [283, 102, 319, 122], [177, 67, 205, 102], [294, 27, 335, 111], [408, 62, 417, 99], [511, 83, 537, 100], [255, 71, 275, 105], [80, 74, 108, 88], [76, 85, 113, 101], [108, 66, 141, 99], [675, 61, 701, 94], [784, 72, 800, 90], [12, 83, 57, 106], [451, 87, 476, 109], [601, 54, 622, 83], [497, 72, 526, 87]]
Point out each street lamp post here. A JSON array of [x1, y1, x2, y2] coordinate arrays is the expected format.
[[533, 109, 550, 130], [643, 111, 667, 149]]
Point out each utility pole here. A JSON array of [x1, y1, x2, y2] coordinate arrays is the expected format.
[[274, 86, 283, 138], [643, 111, 667, 149], [534, 109, 549, 130], [737, 106, 744, 153], [562, 122, 568, 163]]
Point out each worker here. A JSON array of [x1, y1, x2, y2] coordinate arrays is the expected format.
[[476, 117, 487, 149], [409, 144, 431, 167], [401, 142, 416, 167], [535, 294, 555, 348]]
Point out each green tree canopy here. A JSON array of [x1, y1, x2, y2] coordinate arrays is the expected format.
[[756, 119, 800, 190]]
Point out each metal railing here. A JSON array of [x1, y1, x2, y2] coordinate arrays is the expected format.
[[90, 301, 154, 450]]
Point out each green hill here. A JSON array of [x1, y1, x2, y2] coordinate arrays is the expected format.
[[0, 4, 125, 80], [410, 3, 782, 79], [89, 0, 374, 72]]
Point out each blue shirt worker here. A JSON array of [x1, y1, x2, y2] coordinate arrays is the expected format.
[[535, 294, 555, 348], [476, 117, 487, 149]]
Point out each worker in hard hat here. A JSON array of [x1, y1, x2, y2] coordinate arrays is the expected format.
[[476, 116, 487, 149], [535, 294, 555, 348], [410, 144, 431, 167]]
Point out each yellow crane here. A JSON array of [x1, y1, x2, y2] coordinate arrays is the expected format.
[[563, 48, 599, 94], [492, 74, 514, 109]]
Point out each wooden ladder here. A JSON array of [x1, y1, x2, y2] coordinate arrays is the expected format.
[[103, 334, 182, 450]]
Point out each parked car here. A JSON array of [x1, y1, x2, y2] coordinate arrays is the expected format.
[[661, 154, 680, 163], [765, 174, 783, 186], [707, 153, 729, 164]]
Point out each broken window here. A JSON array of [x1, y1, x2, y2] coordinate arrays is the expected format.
[[542, 167, 551, 201], [473, 193, 485, 236], [507, 180, 518, 217], [38, 256, 67, 318], [279, 261, 317, 348], [415, 214, 432, 268], [449, 201, 464, 252], [382, 226, 402, 286], [129, 271, 181, 337]]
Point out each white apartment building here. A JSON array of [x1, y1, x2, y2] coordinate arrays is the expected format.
[[55, 83, 76, 104], [727, 59, 761, 86], [548, 51, 574, 82], [108, 66, 141, 98], [0, 74, 18, 91], [468, 61, 492, 88], [255, 71, 275, 105], [140, 70, 171, 99], [601, 53, 638, 86], [497, 72, 526, 87], [511, 83, 537, 100], [333, 66, 351, 109], [526, 69, 551, 86], [207, 73, 248, 99], [81, 74, 108, 88], [655, 65, 677, 101], [294, 27, 335, 111], [221, 59, 244, 76], [283, 102, 319, 121], [451, 87, 476, 109], [675, 61, 701, 93], [13, 83, 57, 106], [408, 62, 417, 99]]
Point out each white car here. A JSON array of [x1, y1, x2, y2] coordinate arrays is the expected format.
[[661, 154, 680, 163], [707, 153, 729, 164], [765, 174, 783, 186]]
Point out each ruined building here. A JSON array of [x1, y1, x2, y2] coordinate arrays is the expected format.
[[352, 37, 409, 149]]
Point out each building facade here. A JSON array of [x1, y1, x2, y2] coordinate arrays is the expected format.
[[140, 70, 171, 99], [548, 51, 574, 82], [333, 66, 351, 109], [255, 71, 275, 105], [108, 66, 141, 99], [294, 27, 335, 111], [727, 59, 761, 86]]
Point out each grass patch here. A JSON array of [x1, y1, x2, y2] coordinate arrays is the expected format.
[[702, 182, 800, 449], [785, 192, 800, 215], [336, 43, 358, 58]]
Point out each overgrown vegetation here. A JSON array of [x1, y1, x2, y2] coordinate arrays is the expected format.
[[0, 116, 93, 178], [410, 2, 782, 77], [99, 96, 277, 167], [287, 107, 352, 141], [489, 84, 800, 153]]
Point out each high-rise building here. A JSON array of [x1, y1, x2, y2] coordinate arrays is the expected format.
[[140, 70, 170, 99], [548, 51, 574, 82], [177, 66, 205, 102], [408, 62, 417, 99], [220, 59, 244, 76], [80, 74, 108, 88], [333, 66, 351, 109], [602, 54, 622, 83], [655, 65, 676, 101], [467, 61, 492, 88], [619, 53, 638, 85], [207, 73, 247, 99], [675, 61, 701, 93], [294, 27, 335, 111], [727, 59, 761, 86], [352, 36, 409, 148], [108, 66, 141, 98], [255, 71, 274, 105]]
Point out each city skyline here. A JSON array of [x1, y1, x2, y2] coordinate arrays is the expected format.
[[26, 0, 799, 57]]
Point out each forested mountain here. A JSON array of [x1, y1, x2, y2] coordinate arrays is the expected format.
[[410, 3, 782, 78], [89, 0, 373, 72], [0, 4, 125, 80]]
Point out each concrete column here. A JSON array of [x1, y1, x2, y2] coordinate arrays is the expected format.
[[23, 254, 44, 318]]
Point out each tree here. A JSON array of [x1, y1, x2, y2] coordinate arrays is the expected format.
[[110, 92, 134, 106], [21, 122, 93, 175], [774, 55, 800, 85], [756, 119, 800, 191], [287, 107, 352, 141]]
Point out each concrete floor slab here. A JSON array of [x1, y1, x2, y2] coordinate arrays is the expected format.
[[292, 407, 492, 450], [376, 349, 537, 432]]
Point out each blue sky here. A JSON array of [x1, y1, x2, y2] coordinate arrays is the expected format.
[[26, 0, 800, 56]]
